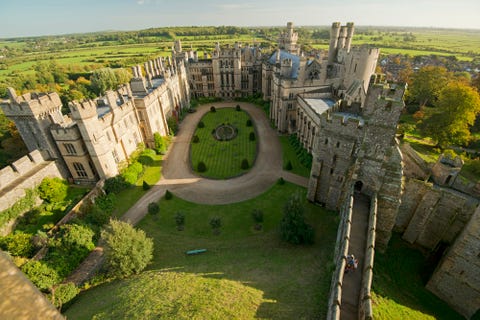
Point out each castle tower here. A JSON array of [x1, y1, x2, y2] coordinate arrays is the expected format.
[[328, 22, 341, 63], [278, 22, 299, 54], [337, 26, 348, 50], [345, 22, 355, 51], [0, 88, 65, 160]]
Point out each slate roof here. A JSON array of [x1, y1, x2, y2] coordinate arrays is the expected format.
[[268, 50, 301, 79]]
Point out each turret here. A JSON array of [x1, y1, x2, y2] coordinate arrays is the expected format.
[[328, 22, 341, 63], [345, 22, 355, 51], [338, 26, 348, 50]]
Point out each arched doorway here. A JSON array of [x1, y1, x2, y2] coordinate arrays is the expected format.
[[354, 181, 363, 192]]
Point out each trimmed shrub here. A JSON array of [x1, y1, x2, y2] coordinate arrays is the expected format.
[[198, 121, 205, 128], [167, 117, 178, 136], [192, 135, 200, 143], [85, 205, 110, 227], [249, 132, 256, 141], [236, 104, 241, 111], [285, 161, 293, 170], [174, 212, 185, 230], [241, 159, 249, 169], [278, 177, 285, 185], [165, 190, 173, 200], [210, 216, 222, 234], [197, 161, 207, 173], [251, 209, 264, 223], [246, 119, 252, 127], [95, 193, 116, 213], [142, 180, 151, 190], [38, 178, 68, 203], [148, 202, 159, 215], [210, 106, 216, 112]]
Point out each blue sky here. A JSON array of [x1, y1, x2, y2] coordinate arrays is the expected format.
[[1, 0, 479, 38]]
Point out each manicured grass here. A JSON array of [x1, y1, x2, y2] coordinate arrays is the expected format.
[[279, 136, 311, 177], [403, 137, 441, 163], [112, 153, 164, 218], [372, 234, 463, 320], [65, 183, 339, 319], [190, 107, 257, 179]]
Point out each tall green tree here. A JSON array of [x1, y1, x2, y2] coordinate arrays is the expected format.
[[410, 66, 451, 107], [422, 81, 480, 147], [101, 220, 154, 277], [90, 68, 117, 95], [280, 193, 314, 245]]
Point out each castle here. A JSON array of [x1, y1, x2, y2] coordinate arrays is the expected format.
[[1, 22, 478, 318]]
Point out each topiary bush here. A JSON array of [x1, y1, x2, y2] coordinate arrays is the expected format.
[[210, 216, 222, 235], [197, 161, 207, 173], [285, 161, 293, 170], [198, 121, 205, 128], [148, 202, 159, 215], [174, 212, 185, 231], [236, 104, 241, 111], [246, 119, 252, 127], [249, 132, 256, 141], [210, 106, 216, 112], [241, 159, 249, 169], [251, 209, 264, 223], [278, 177, 285, 185], [165, 190, 173, 200], [142, 181, 151, 190], [192, 135, 200, 143]]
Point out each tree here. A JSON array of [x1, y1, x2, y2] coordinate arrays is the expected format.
[[410, 66, 451, 107], [422, 81, 480, 147], [90, 68, 117, 95], [101, 220, 154, 277], [38, 177, 68, 203], [0, 233, 34, 257], [148, 202, 159, 215], [50, 282, 79, 309], [280, 193, 314, 245], [114, 68, 132, 85]]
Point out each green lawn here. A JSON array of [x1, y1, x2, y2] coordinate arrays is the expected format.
[[112, 153, 164, 218], [372, 234, 463, 320], [190, 108, 257, 179], [65, 183, 339, 319], [279, 136, 311, 178]]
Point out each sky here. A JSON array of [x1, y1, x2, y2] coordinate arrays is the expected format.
[[1, 0, 479, 38]]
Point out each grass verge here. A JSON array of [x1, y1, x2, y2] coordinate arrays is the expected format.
[[279, 135, 311, 177], [65, 182, 339, 319]]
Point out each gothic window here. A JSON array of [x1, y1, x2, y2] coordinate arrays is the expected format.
[[289, 93, 294, 99], [73, 162, 88, 178], [64, 143, 76, 155], [325, 138, 328, 145], [112, 150, 120, 163], [336, 141, 340, 148], [308, 69, 320, 80]]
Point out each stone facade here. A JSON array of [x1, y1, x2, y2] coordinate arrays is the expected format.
[[1, 57, 189, 183], [426, 205, 480, 319]]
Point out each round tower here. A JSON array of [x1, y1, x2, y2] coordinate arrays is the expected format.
[[338, 26, 348, 49], [328, 22, 341, 63], [345, 22, 355, 51]]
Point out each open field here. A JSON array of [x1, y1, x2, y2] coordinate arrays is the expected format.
[[372, 234, 463, 319], [190, 108, 257, 179], [65, 183, 339, 319]]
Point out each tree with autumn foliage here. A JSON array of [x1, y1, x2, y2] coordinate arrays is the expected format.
[[422, 81, 480, 147]]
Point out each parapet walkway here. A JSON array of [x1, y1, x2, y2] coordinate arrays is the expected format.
[[340, 193, 370, 319]]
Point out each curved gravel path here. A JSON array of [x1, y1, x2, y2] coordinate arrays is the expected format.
[[68, 102, 308, 284]]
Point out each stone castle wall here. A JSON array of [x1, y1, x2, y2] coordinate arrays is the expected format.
[[0, 150, 65, 219], [396, 179, 479, 250], [426, 205, 480, 318]]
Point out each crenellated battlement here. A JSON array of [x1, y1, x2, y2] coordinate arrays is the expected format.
[[1, 88, 62, 118]]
